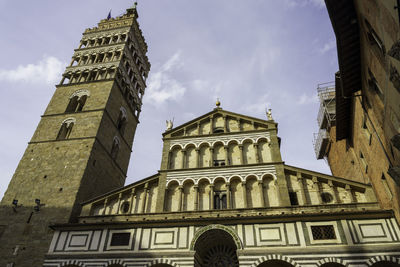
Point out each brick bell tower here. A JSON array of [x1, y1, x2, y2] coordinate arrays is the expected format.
[[0, 3, 150, 266]]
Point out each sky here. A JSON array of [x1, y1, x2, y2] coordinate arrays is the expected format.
[[0, 0, 338, 199]]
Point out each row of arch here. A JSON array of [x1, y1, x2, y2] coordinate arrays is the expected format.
[[59, 256, 400, 267], [165, 174, 280, 211], [79, 33, 128, 49], [168, 138, 272, 169], [60, 66, 117, 85]]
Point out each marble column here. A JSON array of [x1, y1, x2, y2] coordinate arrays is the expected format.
[[275, 181, 282, 206], [223, 115, 227, 132], [128, 188, 136, 213], [181, 150, 186, 169], [210, 185, 214, 209], [224, 145, 229, 165], [141, 183, 149, 213], [178, 186, 183, 211], [239, 145, 244, 165], [258, 180, 265, 207], [296, 172, 307, 205], [254, 143, 260, 163], [312, 176, 323, 204], [194, 185, 199, 211], [328, 180, 338, 203], [117, 193, 122, 214], [345, 184, 356, 203], [209, 148, 214, 167], [102, 198, 108, 215], [226, 182, 231, 209], [195, 148, 200, 168], [242, 181, 247, 208]]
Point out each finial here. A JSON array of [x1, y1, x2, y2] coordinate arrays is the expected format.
[[216, 98, 221, 108], [133, 2, 138, 8], [166, 119, 174, 131], [266, 108, 273, 121]]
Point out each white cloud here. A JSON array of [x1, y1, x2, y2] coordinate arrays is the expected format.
[[144, 52, 186, 105], [0, 56, 64, 84], [297, 93, 319, 105], [319, 40, 336, 54], [242, 93, 272, 115]]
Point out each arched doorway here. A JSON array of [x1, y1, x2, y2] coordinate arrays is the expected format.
[[320, 263, 345, 267], [193, 228, 239, 267], [257, 260, 294, 267], [371, 262, 400, 267]]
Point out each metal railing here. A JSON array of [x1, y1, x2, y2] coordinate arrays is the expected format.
[[313, 129, 330, 159], [316, 82, 336, 129]]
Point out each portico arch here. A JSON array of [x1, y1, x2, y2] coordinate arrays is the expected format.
[[191, 225, 241, 267], [257, 260, 294, 267]]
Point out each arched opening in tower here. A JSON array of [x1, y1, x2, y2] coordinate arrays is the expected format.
[[194, 229, 239, 267]]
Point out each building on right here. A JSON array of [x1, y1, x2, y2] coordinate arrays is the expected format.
[[316, 0, 400, 222]]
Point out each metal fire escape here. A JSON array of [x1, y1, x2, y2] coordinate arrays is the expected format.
[[313, 82, 336, 159]]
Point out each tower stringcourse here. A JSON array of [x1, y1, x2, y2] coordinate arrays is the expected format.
[[0, 3, 150, 267]]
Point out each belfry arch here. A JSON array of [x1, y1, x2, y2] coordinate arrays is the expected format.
[[191, 225, 242, 267]]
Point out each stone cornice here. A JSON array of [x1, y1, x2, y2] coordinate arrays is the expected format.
[[73, 43, 125, 57], [65, 61, 119, 73], [82, 27, 131, 39]]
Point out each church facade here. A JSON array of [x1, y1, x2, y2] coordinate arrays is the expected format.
[[1, 3, 400, 267], [43, 102, 400, 267]]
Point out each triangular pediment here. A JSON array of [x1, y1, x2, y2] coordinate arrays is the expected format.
[[163, 108, 277, 138]]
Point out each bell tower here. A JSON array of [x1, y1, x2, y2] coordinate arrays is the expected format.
[[0, 3, 150, 266]]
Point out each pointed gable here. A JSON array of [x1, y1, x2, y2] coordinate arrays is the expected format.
[[163, 108, 276, 138]]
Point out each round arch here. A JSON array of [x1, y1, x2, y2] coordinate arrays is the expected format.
[[212, 176, 227, 184], [197, 177, 212, 186], [227, 139, 240, 146], [367, 256, 400, 266], [166, 179, 180, 188], [261, 173, 278, 181], [198, 141, 211, 149], [169, 144, 183, 151], [317, 257, 346, 267], [146, 259, 178, 267], [211, 140, 225, 148], [256, 136, 270, 143], [190, 224, 242, 250], [228, 175, 244, 183], [183, 143, 196, 150], [245, 174, 260, 182], [191, 224, 242, 267], [61, 261, 83, 267], [241, 138, 255, 145], [251, 255, 299, 267], [182, 178, 195, 186]]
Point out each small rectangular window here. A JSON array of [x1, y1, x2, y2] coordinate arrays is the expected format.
[[360, 151, 368, 173], [289, 191, 299, 206], [365, 19, 385, 55], [368, 69, 384, 101], [311, 225, 336, 240], [110, 232, 130, 246]]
